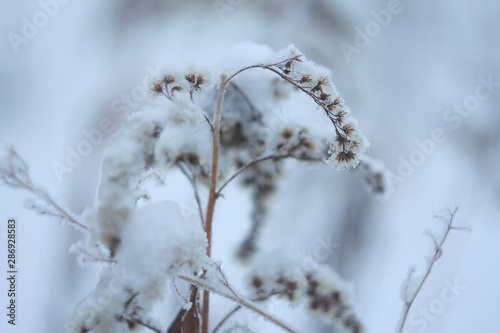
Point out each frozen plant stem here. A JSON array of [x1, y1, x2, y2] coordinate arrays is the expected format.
[[216, 151, 321, 196], [202, 73, 227, 333], [398, 207, 461, 333], [225, 56, 341, 134], [180, 275, 297, 333]]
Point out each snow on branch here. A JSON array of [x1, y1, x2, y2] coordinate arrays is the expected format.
[[2, 43, 381, 333], [223, 44, 370, 170], [247, 248, 364, 333]]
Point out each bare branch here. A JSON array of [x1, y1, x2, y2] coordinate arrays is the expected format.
[[217, 150, 322, 196], [398, 207, 461, 333], [1, 148, 87, 231], [212, 305, 242, 333]]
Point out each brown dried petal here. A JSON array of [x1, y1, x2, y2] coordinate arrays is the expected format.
[[164, 74, 175, 84], [336, 151, 356, 163], [185, 73, 196, 83], [151, 83, 163, 94], [300, 75, 312, 83]]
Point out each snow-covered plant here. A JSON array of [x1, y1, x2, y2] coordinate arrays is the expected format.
[[248, 248, 363, 333], [1, 43, 390, 332]]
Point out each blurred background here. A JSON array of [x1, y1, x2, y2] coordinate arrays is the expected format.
[[1, 0, 499, 332]]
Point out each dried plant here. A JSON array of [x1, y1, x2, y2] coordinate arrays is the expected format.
[[398, 207, 467, 333], [1, 44, 393, 333]]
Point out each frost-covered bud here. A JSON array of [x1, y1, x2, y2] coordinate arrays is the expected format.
[[353, 155, 392, 195], [324, 120, 369, 170], [183, 66, 215, 98], [247, 248, 307, 304], [247, 248, 363, 333], [304, 266, 363, 333], [149, 73, 184, 101], [150, 67, 214, 102], [247, 44, 369, 171]]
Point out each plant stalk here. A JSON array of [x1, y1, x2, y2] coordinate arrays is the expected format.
[[201, 73, 227, 333]]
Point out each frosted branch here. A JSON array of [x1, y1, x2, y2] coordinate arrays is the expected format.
[[0, 147, 87, 230], [398, 207, 462, 333]]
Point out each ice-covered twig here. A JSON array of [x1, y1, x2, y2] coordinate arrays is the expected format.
[[178, 274, 298, 333], [0, 147, 87, 230], [398, 207, 463, 333], [224, 46, 369, 170]]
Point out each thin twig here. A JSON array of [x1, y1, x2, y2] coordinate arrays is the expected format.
[[121, 315, 162, 333], [179, 275, 298, 333], [40, 191, 87, 229], [224, 57, 300, 84], [77, 249, 117, 265], [212, 305, 242, 333], [176, 162, 205, 227], [119, 292, 162, 333], [398, 207, 460, 333], [216, 152, 283, 195], [0, 149, 88, 230], [217, 152, 321, 196], [223, 56, 342, 136], [211, 289, 279, 333], [203, 113, 215, 132], [16, 180, 87, 230]]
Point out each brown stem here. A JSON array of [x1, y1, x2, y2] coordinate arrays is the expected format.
[[217, 152, 322, 196], [202, 73, 227, 333]]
